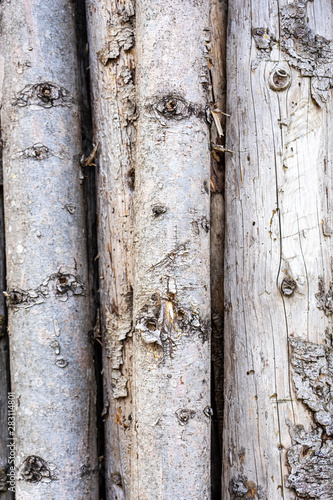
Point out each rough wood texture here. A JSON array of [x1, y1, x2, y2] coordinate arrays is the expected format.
[[132, 0, 211, 498], [209, 0, 227, 498], [223, 1, 333, 498], [85, 1, 136, 498], [0, 1, 98, 497]]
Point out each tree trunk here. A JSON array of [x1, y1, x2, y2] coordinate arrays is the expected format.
[[224, 1, 333, 498], [132, 0, 211, 498], [85, 1, 136, 498], [1, 1, 98, 497]]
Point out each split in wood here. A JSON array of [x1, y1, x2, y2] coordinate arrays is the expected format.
[[211, 107, 230, 137], [80, 142, 99, 168]]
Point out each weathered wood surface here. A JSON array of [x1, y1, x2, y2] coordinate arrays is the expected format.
[[1, 1, 98, 497], [132, 0, 211, 498], [86, 1, 136, 497], [224, 1, 333, 498]]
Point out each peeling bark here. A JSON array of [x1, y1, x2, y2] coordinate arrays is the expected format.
[[132, 0, 211, 498], [252, 1, 333, 106], [287, 337, 333, 498], [286, 423, 333, 499], [224, 1, 333, 498], [86, 0, 136, 497], [1, 1, 98, 497], [290, 337, 333, 435]]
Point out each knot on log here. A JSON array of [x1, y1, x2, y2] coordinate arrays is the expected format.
[[13, 82, 73, 108], [175, 408, 195, 426]]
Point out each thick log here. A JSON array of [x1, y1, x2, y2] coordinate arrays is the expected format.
[[223, 1, 333, 498], [132, 0, 211, 497], [1, 1, 98, 497]]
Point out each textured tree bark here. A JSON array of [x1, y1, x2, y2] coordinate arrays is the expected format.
[[85, 1, 136, 498], [224, 1, 333, 498], [132, 0, 211, 498], [209, 0, 227, 498], [0, 1, 98, 498]]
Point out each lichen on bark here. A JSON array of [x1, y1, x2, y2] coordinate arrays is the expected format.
[[286, 423, 333, 499], [289, 337, 333, 435], [287, 337, 333, 498], [252, 1, 333, 106], [315, 277, 333, 315]]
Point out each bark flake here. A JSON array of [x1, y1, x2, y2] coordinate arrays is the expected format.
[[97, 25, 134, 65], [105, 310, 132, 399], [229, 474, 262, 499], [289, 336, 333, 435], [315, 277, 333, 315], [286, 423, 333, 499], [251, 28, 276, 69], [253, 1, 333, 106], [13, 82, 73, 108]]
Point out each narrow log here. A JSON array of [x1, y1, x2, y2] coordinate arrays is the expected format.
[[132, 0, 211, 497], [1, 1, 98, 497]]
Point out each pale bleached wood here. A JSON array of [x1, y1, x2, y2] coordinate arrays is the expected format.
[[0, 1, 98, 497], [223, 1, 333, 498], [85, 1, 136, 498]]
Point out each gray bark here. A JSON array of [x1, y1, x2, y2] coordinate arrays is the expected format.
[[85, 1, 136, 498], [132, 0, 211, 498], [0, 1, 98, 498], [224, 1, 333, 499]]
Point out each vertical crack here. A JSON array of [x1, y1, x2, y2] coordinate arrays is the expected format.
[[74, 1, 105, 498], [0, 118, 12, 499]]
